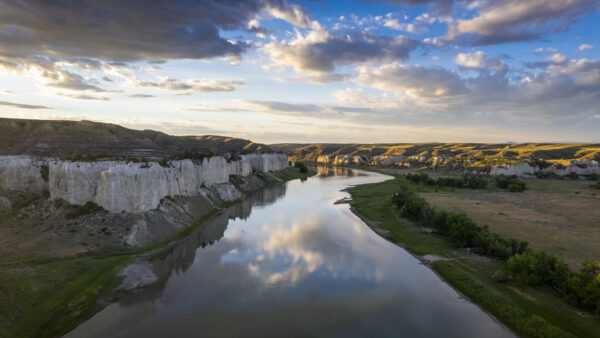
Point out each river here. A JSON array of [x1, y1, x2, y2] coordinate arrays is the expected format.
[[66, 167, 514, 338]]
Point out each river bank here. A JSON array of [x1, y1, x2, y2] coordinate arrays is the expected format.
[[348, 175, 600, 338], [0, 167, 316, 337]]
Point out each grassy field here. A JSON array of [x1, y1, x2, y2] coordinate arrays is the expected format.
[[420, 178, 600, 269], [349, 176, 600, 337]]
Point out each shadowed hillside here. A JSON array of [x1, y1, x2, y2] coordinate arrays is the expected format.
[[0, 118, 273, 158]]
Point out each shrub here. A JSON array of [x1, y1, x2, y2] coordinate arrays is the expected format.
[[400, 194, 433, 224], [405, 173, 487, 189], [65, 201, 103, 219], [507, 252, 600, 313], [496, 174, 527, 192], [447, 213, 479, 248], [294, 161, 308, 173]]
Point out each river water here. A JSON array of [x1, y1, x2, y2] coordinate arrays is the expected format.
[[66, 167, 514, 338]]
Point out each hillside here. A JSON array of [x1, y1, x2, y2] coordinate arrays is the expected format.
[[0, 118, 273, 158], [271, 143, 600, 163]]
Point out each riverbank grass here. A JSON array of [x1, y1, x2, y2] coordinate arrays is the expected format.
[[349, 176, 600, 338]]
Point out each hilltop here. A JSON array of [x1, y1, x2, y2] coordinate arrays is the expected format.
[[0, 118, 273, 159], [271, 143, 600, 164]]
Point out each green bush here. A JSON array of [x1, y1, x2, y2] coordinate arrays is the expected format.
[[294, 161, 308, 173], [394, 190, 528, 255], [433, 261, 574, 338], [496, 174, 527, 192], [507, 252, 600, 314], [405, 173, 488, 189]]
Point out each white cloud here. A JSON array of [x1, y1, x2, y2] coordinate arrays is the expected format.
[[445, 0, 598, 45], [454, 51, 505, 71], [263, 23, 417, 73], [579, 44, 595, 51]]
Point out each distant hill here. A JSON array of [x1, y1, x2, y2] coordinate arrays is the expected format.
[[0, 118, 273, 158], [270, 143, 600, 162]]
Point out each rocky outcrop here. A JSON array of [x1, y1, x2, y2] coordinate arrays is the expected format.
[[0, 156, 48, 195], [539, 160, 600, 177], [488, 160, 600, 178], [490, 162, 537, 178], [0, 153, 288, 214]]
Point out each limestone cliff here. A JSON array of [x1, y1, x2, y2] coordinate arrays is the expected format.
[[1, 153, 288, 214]]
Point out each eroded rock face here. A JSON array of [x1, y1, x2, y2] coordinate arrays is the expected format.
[[539, 160, 600, 177], [0, 156, 47, 195], [0, 153, 288, 214], [490, 162, 537, 178], [488, 160, 600, 178]]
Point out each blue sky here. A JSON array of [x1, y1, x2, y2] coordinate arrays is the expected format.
[[0, 0, 598, 143]]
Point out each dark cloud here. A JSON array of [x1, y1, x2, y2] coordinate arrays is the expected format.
[[371, 0, 467, 15], [0, 0, 311, 62], [0, 100, 51, 109], [45, 70, 106, 92]]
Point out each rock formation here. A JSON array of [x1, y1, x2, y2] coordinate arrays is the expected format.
[[1, 153, 288, 214]]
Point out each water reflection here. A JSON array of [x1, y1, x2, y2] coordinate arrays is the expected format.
[[316, 165, 360, 177], [67, 168, 514, 338]]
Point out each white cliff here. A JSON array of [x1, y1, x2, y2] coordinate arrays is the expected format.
[[0, 156, 48, 194], [0, 153, 288, 214], [489, 162, 537, 178]]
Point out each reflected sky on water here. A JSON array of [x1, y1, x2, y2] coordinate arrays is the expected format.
[[67, 167, 514, 338]]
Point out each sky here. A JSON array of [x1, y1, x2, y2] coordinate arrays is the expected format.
[[0, 0, 599, 144]]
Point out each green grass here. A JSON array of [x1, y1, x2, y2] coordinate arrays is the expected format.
[[1, 255, 134, 338], [349, 175, 600, 338], [433, 261, 574, 338]]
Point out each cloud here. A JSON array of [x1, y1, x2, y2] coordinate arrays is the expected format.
[[243, 100, 323, 114], [278, 73, 351, 84], [128, 93, 156, 98], [383, 12, 436, 34], [186, 99, 372, 118], [43, 69, 105, 92], [132, 77, 244, 94], [371, 0, 462, 16], [264, 2, 312, 27], [263, 22, 418, 73], [579, 44, 595, 51], [525, 53, 569, 69], [0, 100, 51, 109], [57, 93, 110, 101], [357, 63, 466, 98], [0, 1, 314, 63], [454, 51, 505, 71], [445, 0, 599, 45]]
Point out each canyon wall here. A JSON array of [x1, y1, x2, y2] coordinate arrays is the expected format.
[[0, 153, 288, 214]]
